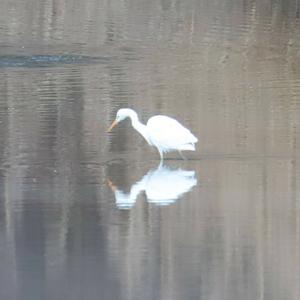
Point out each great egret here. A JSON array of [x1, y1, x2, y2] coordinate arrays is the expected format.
[[107, 108, 198, 160]]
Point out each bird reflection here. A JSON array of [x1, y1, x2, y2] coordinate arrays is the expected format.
[[107, 164, 197, 209]]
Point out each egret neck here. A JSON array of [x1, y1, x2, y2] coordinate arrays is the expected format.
[[129, 112, 152, 146]]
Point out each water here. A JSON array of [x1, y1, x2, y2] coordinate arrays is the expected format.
[[0, 0, 300, 299]]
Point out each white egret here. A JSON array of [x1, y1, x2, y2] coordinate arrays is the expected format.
[[107, 108, 198, 160]]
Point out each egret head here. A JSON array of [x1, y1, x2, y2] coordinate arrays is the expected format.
[[107, 108, 137, 132]]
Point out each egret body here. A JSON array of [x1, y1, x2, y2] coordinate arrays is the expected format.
[[107, 108, 198, 160]]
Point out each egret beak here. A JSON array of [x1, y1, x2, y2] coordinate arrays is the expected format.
[[107, 120, 118, 132], [107, 179, 117, 191]]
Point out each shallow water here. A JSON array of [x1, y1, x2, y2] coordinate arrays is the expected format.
[[0, 0, 300, 299]]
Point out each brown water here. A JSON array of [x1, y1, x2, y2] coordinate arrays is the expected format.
[[0, 1, 300, 299]]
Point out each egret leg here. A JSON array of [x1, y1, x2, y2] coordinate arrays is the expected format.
[[158, 159, 163, 168], [178, 150, 187, 160], [158, 148, 164, 164]]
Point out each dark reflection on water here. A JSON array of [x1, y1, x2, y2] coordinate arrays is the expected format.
[[0, 0, 300, 299], [0, 54, 110, 68]]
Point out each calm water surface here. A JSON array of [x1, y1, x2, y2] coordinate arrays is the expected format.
[[0, 0, 300, 299]]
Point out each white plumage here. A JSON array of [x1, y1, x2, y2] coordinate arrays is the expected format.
[[147, 115, 197, 151], [107, 108, 198, 160]]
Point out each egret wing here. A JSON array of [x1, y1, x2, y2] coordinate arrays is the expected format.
[[147, 115, 197, 150]]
